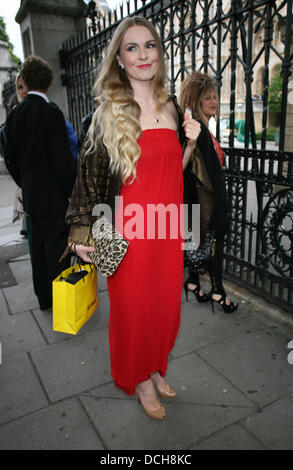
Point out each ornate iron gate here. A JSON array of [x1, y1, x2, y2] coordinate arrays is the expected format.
[[60, 0, 293, 311]]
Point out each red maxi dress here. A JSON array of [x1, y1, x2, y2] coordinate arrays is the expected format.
[[107, 128, 184, 395]]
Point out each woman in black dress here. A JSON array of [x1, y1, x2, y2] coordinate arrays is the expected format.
[[180, 72, 238, 313]]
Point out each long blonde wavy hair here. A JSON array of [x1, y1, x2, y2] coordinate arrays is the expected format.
[[179, 72, 219, 127], [87, 16, 168, 184]]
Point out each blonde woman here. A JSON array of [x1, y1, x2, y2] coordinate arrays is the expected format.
[[65, 16, 200, 420], [180, 72, 238, 313]]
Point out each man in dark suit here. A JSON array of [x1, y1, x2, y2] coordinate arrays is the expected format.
[[5, 56, 76, 311]]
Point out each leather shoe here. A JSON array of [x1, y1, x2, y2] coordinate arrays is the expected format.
[[135, 387, 166, 420], [151, 378, 177, 399]]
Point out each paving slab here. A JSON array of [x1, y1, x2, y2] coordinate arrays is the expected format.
[[0, 397, 104, 450], [0, 261, 17, 288], [172, 297, 265, 358], [3, 260, 39, 313], [0, 289, 9, 318], [0, 175, 17, 208], [30, 328, 111, 402], [0, 241, 29, 262], [242, 394, 293, 450], [0, 352, 49, 425], [0, 206, 15, 225], [0, 311, 47, 359], [80, 389, 255, 450], [79, 354, 256, 450], [0, 231, 23, 249], [32, 289, 110, 344], [97, 272, 108, 293], [166, 354, 255, 409], [12, 254, 31, 262], [196, 328, 292, 407], [0, 206, 23, 249], [193, 422, 264, 450]]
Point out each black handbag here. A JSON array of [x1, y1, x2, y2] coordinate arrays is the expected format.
[[184, 231, 216, 274]]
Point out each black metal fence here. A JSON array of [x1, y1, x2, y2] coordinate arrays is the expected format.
[[1, 69, 19, 117], [60, 0, 292, 310]]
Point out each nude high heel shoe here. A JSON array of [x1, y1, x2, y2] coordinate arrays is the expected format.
[[135, 387, 166, 420], [151, 377, 177, 399]]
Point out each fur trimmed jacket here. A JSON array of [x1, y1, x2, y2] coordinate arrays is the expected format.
[[183, 120, 228, 241], [64, 96, 186, 251], [64, 97, 228, 260]]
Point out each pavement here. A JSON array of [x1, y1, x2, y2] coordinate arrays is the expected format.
[[0, 173, 293, 451]]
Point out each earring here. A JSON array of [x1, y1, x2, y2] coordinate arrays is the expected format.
[[119, 64, 125, 71]]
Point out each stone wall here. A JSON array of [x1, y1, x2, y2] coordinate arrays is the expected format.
[[0, 40, 17, 124], [15, 0, 86, 119]]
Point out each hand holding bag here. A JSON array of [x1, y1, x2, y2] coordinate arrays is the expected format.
[[53, 263, 98, 335]]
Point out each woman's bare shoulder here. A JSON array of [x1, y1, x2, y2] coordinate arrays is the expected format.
[[162, 99, 179, 127]]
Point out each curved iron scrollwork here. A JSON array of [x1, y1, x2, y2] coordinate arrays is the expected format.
[[260, 188, 293, 279]]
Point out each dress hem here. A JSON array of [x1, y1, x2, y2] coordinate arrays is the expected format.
[[112, 368, 166, 396], [111, 336, 179, 396]]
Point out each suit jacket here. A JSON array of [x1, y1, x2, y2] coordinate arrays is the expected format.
[[5, 94, 76, 216]]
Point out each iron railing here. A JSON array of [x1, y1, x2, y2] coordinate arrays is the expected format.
[[60, 0, 293, 310], [1, 69, 18, 117]]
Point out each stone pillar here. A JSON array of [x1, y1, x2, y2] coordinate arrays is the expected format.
[[15, 0, 87, 119], [0, 40, 18, 124], [279, 21, 293, 152], [0, 41, 18, 174], [273, 18, 292, 193]]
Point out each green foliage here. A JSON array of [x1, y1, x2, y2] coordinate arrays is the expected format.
[[0, 16, 20, 65], [255, 127, 278, 141], [268, 64, 283, 113]]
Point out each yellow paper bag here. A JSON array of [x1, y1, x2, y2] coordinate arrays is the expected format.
[[53, 263, 98, 335]]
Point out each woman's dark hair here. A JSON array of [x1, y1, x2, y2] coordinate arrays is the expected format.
[[20, 55, 53, 91], [179, 72, 218, 126]]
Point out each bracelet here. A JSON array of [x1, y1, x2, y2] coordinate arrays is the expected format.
[[186, 140, 197, 148]]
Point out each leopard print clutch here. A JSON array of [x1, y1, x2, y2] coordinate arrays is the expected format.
[[89, 216, 129, 277]]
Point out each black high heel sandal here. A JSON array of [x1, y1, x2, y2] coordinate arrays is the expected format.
[[210, 290, 238, 314], [183, 280, 210, 303]]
